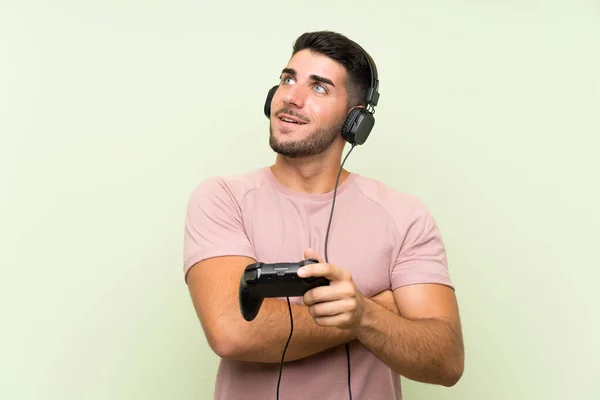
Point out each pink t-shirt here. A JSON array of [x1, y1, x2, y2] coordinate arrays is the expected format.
[[183, 166, 453, 400]]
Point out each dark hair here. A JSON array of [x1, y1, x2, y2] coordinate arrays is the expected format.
[[291, 31, 374, 108]]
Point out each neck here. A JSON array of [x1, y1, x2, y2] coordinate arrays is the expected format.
[[269, 142, 351, 194]]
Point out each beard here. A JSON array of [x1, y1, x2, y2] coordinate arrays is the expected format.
[[269, 117, 345, 159]]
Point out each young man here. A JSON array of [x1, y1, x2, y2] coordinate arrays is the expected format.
[[183, 31, 464, 399]]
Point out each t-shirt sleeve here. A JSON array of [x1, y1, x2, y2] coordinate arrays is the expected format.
[[183, 177, 256, 282], [390, 202, 454, 291]]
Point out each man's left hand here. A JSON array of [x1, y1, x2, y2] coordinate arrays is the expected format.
[[298, 248, 367, 330]]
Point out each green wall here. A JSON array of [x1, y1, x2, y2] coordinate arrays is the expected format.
[[1, 1, 598, 399]]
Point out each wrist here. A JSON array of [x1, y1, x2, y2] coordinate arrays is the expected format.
[[354, 296, 379, 331], [339, 326, 357, 341]]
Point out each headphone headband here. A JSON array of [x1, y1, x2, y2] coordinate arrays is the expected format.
[[354, 42, 379, 108]]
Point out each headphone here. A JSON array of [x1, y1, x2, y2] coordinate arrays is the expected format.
[[263, 43, 380, 146]]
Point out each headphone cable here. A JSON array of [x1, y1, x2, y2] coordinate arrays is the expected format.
[[276, 297, 294, 400], [324, 143, 356, 400], [276, 143, 356, 400]]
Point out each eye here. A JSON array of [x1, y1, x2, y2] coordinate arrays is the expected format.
[[314, 84, 327, 93], [282, 76, 295, 85]]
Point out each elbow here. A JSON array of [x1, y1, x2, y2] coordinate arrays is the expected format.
[[440, 353, 464, 387], [440, 331, 465, 387], [440, 368, 463, 387], [210, 337, 237, 360], [205, 324, 243, 360]]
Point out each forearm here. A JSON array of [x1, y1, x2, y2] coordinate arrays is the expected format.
[[352, 298, 464, 386], [221, 289, 398, 364], [226, 298, 354, 363]]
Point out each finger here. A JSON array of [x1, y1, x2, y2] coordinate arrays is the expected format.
[[303, 283, 355, 306], [303, 248, 324, 263], [298, 262, 348, 282], [307, 298, 357, 319], [312, 314, 353, 328]]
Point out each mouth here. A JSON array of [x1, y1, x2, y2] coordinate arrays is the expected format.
[[277, 113, 308, 126]]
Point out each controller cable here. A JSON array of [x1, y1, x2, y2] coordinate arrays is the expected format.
[[276, 143, 357, 400]]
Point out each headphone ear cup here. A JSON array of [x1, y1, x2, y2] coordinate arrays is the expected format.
[[341, 108, 362, 143], [264, 86, 278, 119], [353, 111, 375, 145], [342, 108, 375, 145]]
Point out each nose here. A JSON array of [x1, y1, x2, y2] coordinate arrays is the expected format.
[[282, 83, 307, 109]]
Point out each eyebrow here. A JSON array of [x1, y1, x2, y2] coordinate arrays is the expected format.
[[280, 68, 335, 87]]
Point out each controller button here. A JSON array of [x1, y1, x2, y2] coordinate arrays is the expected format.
[[245, 270, 258, 281]]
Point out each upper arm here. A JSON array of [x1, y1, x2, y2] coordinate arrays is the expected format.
[[183, 179, 255, 281], [390, 202, 462, 331], [393, 283, 461, 331], [183, 179, 256, 353], [186, 255, 256, 356]]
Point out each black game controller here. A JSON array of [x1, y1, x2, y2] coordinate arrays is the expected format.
[[238, 258, 330, 321]]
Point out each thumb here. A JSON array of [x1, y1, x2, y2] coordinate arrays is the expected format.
[[304, 248, 324, 263]]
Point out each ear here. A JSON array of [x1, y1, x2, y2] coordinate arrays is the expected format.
[[346, 104, 365, 116]]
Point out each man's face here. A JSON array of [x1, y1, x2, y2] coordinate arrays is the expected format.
[[268, 49, 349, 158]]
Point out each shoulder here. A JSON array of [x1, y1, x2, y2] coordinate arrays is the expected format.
[[353, 174, 432, 222], [188, 167, 270, 206], [351, 174, 442, 243]]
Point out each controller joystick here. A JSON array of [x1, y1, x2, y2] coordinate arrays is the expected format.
[[238, 258, 330, 321]]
